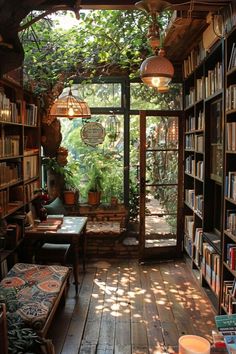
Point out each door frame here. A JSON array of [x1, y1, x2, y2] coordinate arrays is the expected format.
[[139, 110, 184, 262]]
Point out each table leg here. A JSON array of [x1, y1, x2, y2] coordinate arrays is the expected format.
[[82, 229, 87, 273], [72, 238, 79, 294]]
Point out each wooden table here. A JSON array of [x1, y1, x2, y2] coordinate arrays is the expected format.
[[24, 216, 88, 294]]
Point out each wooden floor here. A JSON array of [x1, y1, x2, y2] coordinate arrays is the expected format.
[[48, 259, 217, 354]]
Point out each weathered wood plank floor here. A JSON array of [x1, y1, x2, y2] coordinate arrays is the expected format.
[[48, 260, 216, 354]]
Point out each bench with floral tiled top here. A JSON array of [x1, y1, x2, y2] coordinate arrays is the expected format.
[[0, 263, 71, 338]]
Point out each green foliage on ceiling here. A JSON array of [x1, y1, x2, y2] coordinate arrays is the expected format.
[[21, 9, 171, 95]]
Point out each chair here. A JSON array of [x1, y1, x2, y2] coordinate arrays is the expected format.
[[35, 242, 71, 266], [34, 241, 75, 291]]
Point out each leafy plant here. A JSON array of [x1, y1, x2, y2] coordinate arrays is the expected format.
[[42, 156, 80, 191], [129, 179, 139, 222], [87, 166, 103, 193]]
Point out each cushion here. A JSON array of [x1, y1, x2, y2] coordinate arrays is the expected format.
[[0, 263, 70, 330], [44, 197, 66, 215]]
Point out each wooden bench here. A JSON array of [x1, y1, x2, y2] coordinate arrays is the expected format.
[[0, 263, 71, 352]]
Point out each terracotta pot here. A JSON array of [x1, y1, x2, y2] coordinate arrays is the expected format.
[[64, 191, 78, 205], [88, 191, 101, 206]]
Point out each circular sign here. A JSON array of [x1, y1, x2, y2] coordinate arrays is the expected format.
[[81, 122, 105, 147]]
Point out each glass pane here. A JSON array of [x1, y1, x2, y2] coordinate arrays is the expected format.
[[130, 115, 139, 180], [145, 186, 177, 247], [75, 83, 122, 108], [146, 185, 178, 216], [60, 115, 124, 203], [146, 116, 178, 149], [130, 82, 182, 110], [146, 151, 178, 184], [144, 215, 177, 247]]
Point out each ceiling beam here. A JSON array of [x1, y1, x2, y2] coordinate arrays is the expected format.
[[34, 0, 233, 11]]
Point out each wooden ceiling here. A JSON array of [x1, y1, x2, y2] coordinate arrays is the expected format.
[[0, 0, 233, 77]]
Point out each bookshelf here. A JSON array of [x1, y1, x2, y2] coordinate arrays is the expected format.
[[183, 38, 224, 311], [0, 76, 41, 278], [222, 26, 236, 315]]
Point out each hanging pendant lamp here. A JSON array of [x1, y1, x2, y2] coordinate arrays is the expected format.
[[140, 47, 174, 89], [136, 0, 174, 92], [49, 88, 91, 119]]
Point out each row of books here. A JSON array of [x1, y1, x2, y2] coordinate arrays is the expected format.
[[185, 189, 195, 209], [185, 111, 204, 132], [201, 242, 220, 296], [225, 172, 236, 201], [228, 42, 236, 72], [0, 89, 38, 126], [183, 40, 206, 78], [195, 134, 204, 152], [226, 210, 236, 236], [196, 160, 204, 179], [205, 62, 223, 98], [226, 122, 236, 151], [0, 90, 21, 123], [25, 103, 38, 126], [226, 243, 236, 270], [185, 87, 195, 107], [0, 161, 22, 187], [185, 190, 203, 215], [23, 155, 38, 181], [0, 135, 20, 157], [193, 227, 203, 266], [184, 233, 192, 257], [185, 134, 204, 151], [0, 189, 7, 215], [226, 85, 236, 112], [185, 133, 195, 150], [25, 180, 40, 203], [185, 155, 195, 175], [184, 215, 194, 238], [185, 62, 222, 106], [185, 157, 204, 180], [195, 194, 203, 215], [196, 76, 205, 101]]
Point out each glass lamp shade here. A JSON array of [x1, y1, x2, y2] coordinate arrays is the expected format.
[[140, 50, 174, 89], [105, 113, 120, 143], [49, 91, 91, 119]]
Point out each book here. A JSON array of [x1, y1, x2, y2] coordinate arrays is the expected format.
[[215, 314, 236, 334], [35, 219, 62, 231], [224, 335, 236, 354]]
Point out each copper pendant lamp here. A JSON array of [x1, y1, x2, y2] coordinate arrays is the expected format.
[[136, 0, 174, 92], [49, 88, 91, 119]]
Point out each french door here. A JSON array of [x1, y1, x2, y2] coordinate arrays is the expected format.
[[139, 110, 183, 261]]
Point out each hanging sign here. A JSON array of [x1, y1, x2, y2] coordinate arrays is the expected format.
[[81, 122, 105, 147]]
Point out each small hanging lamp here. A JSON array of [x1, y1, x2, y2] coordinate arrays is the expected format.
[[49, 88, 91, 119], [105, 112, 120, 144]]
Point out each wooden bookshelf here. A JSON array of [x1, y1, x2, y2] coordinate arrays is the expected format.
[[183, 36, 224, 311], [0, 74, 41, 276], [222, 26, 236, 315]]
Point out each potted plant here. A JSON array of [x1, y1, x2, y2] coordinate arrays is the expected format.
[[63, 161, 80, 205], [87, 166, 103, 206], [42, 156, 80, 205]]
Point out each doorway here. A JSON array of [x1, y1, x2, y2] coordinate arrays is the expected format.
[[139, 110, 183, 261]]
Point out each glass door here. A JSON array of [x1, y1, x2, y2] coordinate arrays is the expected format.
[[139, 111, 183, 261]]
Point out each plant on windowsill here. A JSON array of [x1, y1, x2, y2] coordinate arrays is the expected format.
[[42, 155, 80, 205], [63, 161, 80, 205], [87, 166, 103, 206]]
